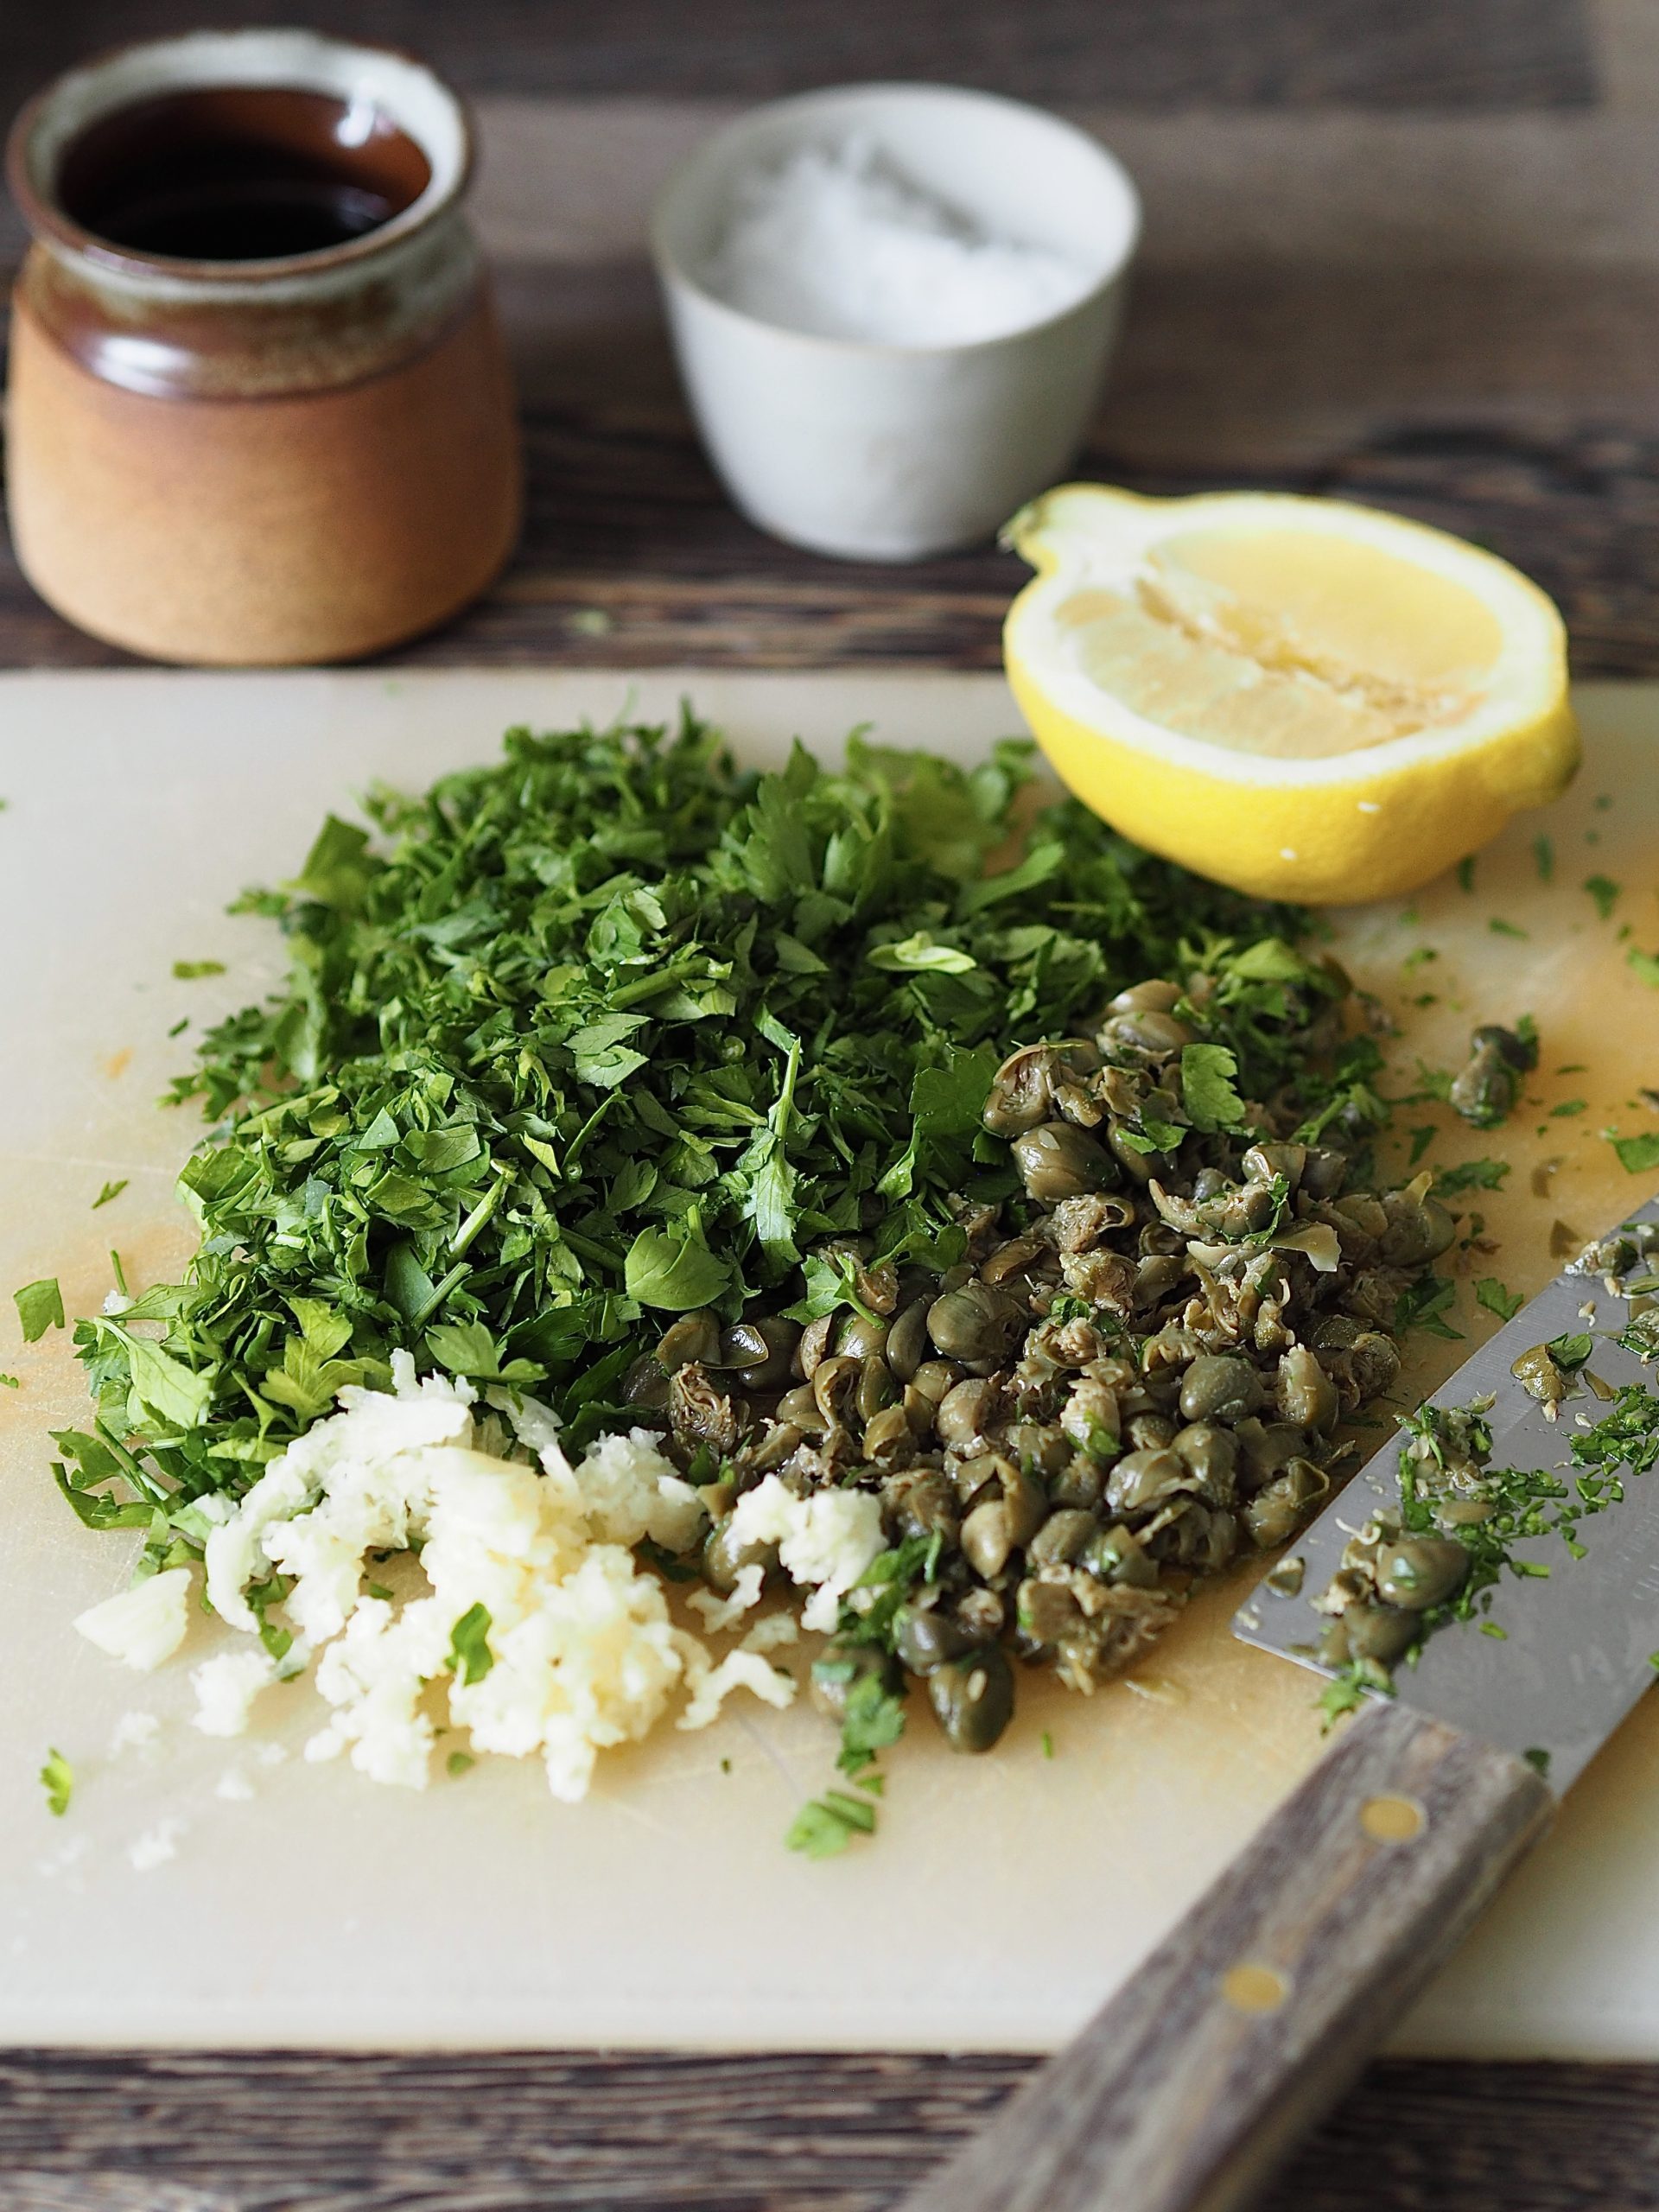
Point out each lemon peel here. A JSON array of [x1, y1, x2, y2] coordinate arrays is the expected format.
[[1003, 484, 1579, 905]]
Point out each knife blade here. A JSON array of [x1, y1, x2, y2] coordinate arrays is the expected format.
[[898, 1190, 1659, 2212], [1233, 1186, 1659, 1790]]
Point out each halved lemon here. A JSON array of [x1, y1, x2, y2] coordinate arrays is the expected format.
[[1002, 484, 1579, 905]]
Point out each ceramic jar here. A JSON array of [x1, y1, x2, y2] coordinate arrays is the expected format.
[[5, 29, 522, 665]]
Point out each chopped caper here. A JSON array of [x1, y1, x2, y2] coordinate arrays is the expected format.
[[928, 1646, 1014, 1753]]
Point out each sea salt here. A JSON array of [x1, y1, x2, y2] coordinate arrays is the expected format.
[[702, 135, 1091, 346]]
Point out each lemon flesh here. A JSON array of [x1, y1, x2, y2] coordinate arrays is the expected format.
[[1004, 486, 1579, 906]]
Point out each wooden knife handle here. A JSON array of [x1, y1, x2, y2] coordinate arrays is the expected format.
[[895, 1700, 1553, 2212]]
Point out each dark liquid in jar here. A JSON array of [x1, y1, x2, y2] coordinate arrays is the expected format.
[[55, 85, 432, 260]]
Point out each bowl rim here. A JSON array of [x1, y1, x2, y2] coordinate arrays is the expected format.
[[648, 79, 1142, 362], [6, 25, 475, 288]]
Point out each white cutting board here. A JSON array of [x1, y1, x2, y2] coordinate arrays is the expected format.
[[3, 667, 1659, 2056]]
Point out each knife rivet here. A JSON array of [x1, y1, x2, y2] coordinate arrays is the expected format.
[[1361, 1794, 1426, 1844], [1220, 1962, 1290, 2015]]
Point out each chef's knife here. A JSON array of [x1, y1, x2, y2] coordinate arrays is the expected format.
[[899, 1191, 1659, 2212]]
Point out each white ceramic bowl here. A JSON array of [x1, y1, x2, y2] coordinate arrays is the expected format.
[[651, 83, 1141, 563]]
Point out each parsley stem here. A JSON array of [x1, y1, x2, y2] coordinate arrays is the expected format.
[[448, 1171, 511, 1263], [560, 1228, 624, 1276], [609, 958, 707, 1010], [408, 1263, 473, 1332]]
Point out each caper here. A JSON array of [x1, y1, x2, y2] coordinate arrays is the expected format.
[[1299, 1147, 1348, 1200], [702, 1518, 778, 1595], [1511, 1344, 1567, 1410], [893, 1605, 975, 1675], [909, 1357, 964, 1408], [1106, 1446, 1189, 1516], [1027, 1507, 1099, 1568], [834, 1312, 890, 1362], [1233, 1418, 1309, 1484], [861, 1403, 913, 1460], [1243, 1459, 1329, 1548], [795, 1312, 835, 1381], [1002, 1421, 1071, 1478], [719, 1316, 799, 1391], [812, 1353, 861, 1427], [1015, 1578, 1087, 1646], [1374, 1537, 1469, 1611], [928, 1645, 1014, 1754], [1127, 1412, 1179, 1452], [937, 1375, 1000, 1451], [1079, 1522, 1162, 1588], [1342, 1604, 1421, 1665], [1275, 1346, 1338, 1437], [1179, 1353, 1264, 1426], [1243, 1141, 1306, 1190], [622, 1355, 671, 1409], [855, 1355, 897, 1422], [883, 1469, 958, 1545], [886, 1299, 931, 1383], [981, 1235, 1051, 1288], [955, 1587, 1006, 1642], [960, 1499, 1011, 1578], [926, 1281, 1027, 1363], [654, 1309, 721, 1371], [1172, 1421, 1238, 1502], [1011, 1122, 1115, 1205], [1099, 1007, 1195, 1059], [982, 1039, 1102, 1135], [1450, 1025, 1535, 1128], [1377, 1191, 1457, 1268], [1120, 1258, 1178, 1317], [774, 1382, 827, 1437], [1106, 978, 1184, 1016], [1048, 1453, 1106, 1512], [810, 1640, 900, 1725]]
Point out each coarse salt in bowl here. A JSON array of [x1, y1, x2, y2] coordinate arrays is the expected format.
[[651, 83, 1141, 563]]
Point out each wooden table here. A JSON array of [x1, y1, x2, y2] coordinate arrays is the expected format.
[[5, 3, 1659, 2205]]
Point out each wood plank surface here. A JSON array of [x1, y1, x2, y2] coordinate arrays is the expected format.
[[4, 2051, 1659, 2212], [4, 3, 1659, 2208]]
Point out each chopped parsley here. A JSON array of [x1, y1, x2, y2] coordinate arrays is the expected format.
[[1488, 918, 1528, 940], [91, 1179, 128, 1211], [40, 1747, 73, 1817], [1433, 1158, 1510, 1198], [47, 721, 1297, 1512], [14, 1279, 64, 1343], [1476, 1278, 1524, 1322], [446, 1601, 494, 1686], [1629, 950, 1659, 990], [1585, 875, 1621, 922], [1611, 1133, 1659, 1176], [172, 959, 226, 980]]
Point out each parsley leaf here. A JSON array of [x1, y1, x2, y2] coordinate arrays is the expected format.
[[1585, 874, 1621, 921], [1476, 1277, 1524, 1322], [1611, 1132, 1659, 1175], [1180, 1042, 1249, 1135], [91, 1179, 129, 1211], [14, 1279, 64, 1343], [39, 1747, 73, 1817], [446, 1601, 494, 1686]]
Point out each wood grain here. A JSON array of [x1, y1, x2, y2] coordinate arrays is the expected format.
[[5, 2049, 1659, 2212], [0, 0, 1598, 117], [3, 4, 1659, 2207], [898, 1707, 1553, 2212]]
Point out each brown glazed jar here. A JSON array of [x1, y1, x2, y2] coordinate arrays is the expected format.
[[5, 29, 521, 664]]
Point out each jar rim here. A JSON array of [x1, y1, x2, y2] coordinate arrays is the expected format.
[[6, 26, 474, 290]]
